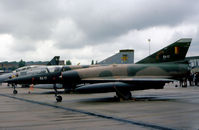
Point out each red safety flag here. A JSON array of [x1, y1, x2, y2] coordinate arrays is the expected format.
[[29, 84, 34, 91]]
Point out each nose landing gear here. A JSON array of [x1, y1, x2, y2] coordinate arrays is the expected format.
[[53, 84, 62, 102], [12, 84, 18, 94]]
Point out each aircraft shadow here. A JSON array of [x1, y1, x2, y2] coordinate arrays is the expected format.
[[21, 91, 176, 103], [76, 96, 175, 104]]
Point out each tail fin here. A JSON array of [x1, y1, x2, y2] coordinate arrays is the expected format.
[[136, 38, 192, 64], [98, 49, 134, 64], [47, 56, 60, 65]]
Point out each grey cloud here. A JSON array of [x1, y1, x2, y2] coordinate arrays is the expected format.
[[0, 0, 62, 40], [11, 37, 38, 52], [51, 18, 87, 49], [64, 0, 198, 43], [0, 0, 65, 52], [0, 0, 199, 62], [188, 29, 199, 56], [1, 0, 198, 49]]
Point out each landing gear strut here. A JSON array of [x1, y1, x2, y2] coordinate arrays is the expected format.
[[12, 84, 18, 94], [53, 84, 62, 102]]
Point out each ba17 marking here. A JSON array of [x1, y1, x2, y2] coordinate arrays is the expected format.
[[39, 76, 47, 80]]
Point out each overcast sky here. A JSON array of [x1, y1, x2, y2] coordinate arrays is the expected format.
[[0, 0, 199, 64]]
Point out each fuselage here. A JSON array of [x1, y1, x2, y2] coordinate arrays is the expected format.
[[62, 63, 189, 84]]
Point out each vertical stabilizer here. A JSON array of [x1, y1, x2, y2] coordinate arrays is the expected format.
[[47, 56, 60, 65], [99, 49, 134, 64], [136, 38, 192, 64]]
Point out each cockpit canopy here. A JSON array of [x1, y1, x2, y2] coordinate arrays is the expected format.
[[14, 65, 63, 77]]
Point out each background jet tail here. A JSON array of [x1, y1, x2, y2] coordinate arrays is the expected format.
[[47, 56, 60, 65], [136, 38, 192, 64], [98, 49, 134, 64]]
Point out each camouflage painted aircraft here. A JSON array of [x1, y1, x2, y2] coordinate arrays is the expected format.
[[5, 38, 192, 102]]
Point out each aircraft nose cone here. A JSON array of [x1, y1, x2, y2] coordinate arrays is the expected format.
[[0, 76, 7, 83], [0, 73, 13, 83], [5, 76, 31, 84], [5, 78, 17, 84]]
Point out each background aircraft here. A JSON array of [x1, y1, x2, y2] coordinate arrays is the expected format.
[[0, 56, 60, 85], [0, 49, 134, 86]]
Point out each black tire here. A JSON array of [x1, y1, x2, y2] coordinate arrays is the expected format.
[[56, 96, 62, 102], [116, 90, 132, 100], [13, 90, 18, 94]]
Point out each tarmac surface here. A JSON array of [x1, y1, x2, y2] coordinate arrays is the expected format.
[[0, 83, 199, 130]]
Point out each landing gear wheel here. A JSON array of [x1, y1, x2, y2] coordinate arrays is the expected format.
[[116, 90, 132, 100], [13, 90, 18, 94], [56, 96, 62, 102]]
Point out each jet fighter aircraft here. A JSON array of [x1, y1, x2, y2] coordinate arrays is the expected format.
[[5, 38, 192, 102], [0, 56, 60, 84]]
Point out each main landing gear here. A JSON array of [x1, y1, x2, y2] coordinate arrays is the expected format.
[[12, 84, 18, 94], [53, 84, 62, 102], [115, 89, 132, 101]]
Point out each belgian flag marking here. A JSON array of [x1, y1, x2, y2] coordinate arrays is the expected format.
[[175, 46, 179, 54]]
